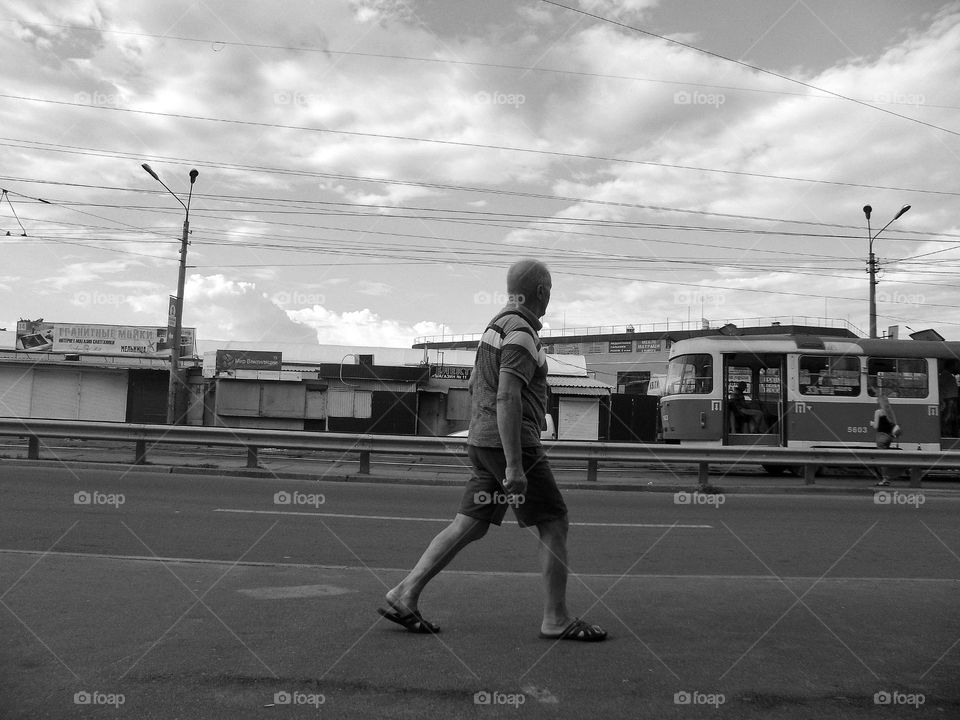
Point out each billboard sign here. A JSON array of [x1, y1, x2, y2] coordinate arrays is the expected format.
[[14, 321, 196, 356]]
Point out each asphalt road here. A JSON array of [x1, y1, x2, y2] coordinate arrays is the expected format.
[[2, 465, 959, 719]]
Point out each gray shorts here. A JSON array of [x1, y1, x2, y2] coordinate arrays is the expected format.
[[458, 445, 568, 528]]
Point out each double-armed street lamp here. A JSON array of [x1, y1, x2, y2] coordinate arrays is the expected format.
[[142, 163, 198, 424], [863, 203, 911, 339]]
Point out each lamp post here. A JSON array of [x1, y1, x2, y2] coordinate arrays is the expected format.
[[142, 163, 198, 424], [863, 203, 910, 339]]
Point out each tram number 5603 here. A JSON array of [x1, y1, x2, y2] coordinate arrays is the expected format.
[[847, 426, 870, 434]]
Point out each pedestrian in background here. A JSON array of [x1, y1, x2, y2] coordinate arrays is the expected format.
[[870, 390, 901, 486], [938, 360, 959, 437], [378, 258, 607, 642]]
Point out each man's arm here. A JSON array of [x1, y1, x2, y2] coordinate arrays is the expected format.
[[497, 370, 527, 495]]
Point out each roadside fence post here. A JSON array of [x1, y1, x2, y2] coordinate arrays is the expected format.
[[135, 440, 147, 465], [587, 459, 598, 482], [909, 467, 923, 489]]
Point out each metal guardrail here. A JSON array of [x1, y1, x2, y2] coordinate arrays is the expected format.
[[1, 418, 958, 487]]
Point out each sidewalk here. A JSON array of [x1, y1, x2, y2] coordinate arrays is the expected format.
[[3, 438, 960, 495]]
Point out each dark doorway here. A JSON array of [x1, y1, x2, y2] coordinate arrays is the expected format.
[[126, 370, 168, 424]]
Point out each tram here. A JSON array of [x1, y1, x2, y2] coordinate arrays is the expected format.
[[659, 335, 960, 464]]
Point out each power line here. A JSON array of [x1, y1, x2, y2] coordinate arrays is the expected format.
[[8, 20, 960, 112], [541, 0, 960, 138], [3, 94, 958, 197], [3, 171, 955, 244]]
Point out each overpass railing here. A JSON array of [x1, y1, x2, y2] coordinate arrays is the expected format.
[[1, 418, 958, 488]]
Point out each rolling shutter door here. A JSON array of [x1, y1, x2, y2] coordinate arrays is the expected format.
[[216, 381, 261, 416], [0, 366, 34, 417], [31, 369, 81, 419], [79, 370, 128, 421], [558, 397, 599, 441], [327, 389, 373, 418]]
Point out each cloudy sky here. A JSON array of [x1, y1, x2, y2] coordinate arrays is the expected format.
[[1, 0, 959, 347]]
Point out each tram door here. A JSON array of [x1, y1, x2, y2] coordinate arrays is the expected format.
[[723, 353, 787, 446]]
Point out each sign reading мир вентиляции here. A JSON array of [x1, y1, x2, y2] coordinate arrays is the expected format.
[[215, 350, 283, 372]]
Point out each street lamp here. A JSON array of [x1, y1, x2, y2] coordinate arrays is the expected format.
[[863, 203, 911, 339], [142, 163, 198, 424]]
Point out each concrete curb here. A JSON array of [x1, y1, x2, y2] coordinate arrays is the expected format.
[[4, 456, 960, 496]]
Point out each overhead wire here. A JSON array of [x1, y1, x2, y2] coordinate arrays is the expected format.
[[3, 94, 959, 197], [540, 0, 960, 137]]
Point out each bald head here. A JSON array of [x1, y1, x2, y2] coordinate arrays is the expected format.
[[506, 259, 551, 316]]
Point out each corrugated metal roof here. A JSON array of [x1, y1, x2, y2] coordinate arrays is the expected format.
[[547, 376, 612, 395]]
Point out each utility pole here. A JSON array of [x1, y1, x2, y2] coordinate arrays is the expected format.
[[863, 204, 911, 339], [142, 164, 198, 423]]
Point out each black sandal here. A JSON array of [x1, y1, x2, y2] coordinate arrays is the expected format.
[[538, 617, 607, 642], [377, 607, 440, 634]]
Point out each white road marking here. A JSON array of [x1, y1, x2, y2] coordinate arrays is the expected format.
[[212, 508, 713, 528], [238, 584, 354, 600]]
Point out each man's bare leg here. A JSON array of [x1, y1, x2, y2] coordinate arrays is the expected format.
[[536, 516, 571, 634], [385, 513, 489, 615]]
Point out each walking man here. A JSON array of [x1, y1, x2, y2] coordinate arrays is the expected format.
[[379, 259, 607, 642]]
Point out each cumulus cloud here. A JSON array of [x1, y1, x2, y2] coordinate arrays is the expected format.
[[289, 304, 448, 346], [184, 274, 318, 344]]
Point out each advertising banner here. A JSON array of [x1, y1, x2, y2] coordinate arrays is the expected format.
[[15, 321, 196, 356]]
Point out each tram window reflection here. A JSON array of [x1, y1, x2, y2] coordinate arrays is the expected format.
[[799, 355, 860, 396], [868, 357, 928, 398]]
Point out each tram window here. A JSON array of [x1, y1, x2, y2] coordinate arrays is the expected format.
[[665, 353, 713, 395], [867, 357, 928, 398], [799, 355, 860, 396]]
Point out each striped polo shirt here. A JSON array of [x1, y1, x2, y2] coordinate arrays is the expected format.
[[467, 303, 549, 448]]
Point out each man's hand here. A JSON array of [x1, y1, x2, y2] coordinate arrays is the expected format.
[[502, 465, 528, 496]]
